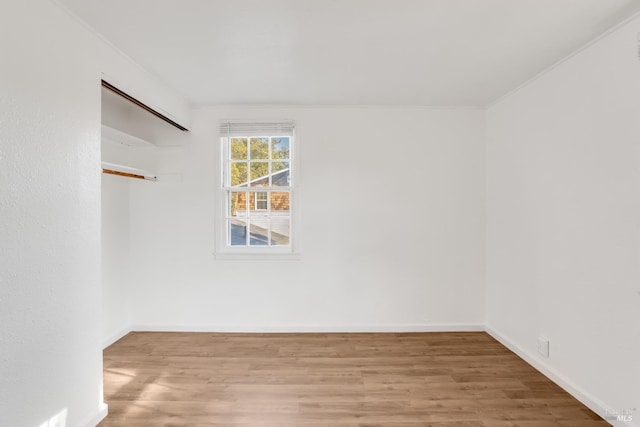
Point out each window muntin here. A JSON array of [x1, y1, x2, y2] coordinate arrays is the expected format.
[[222, 134, 292, 249]]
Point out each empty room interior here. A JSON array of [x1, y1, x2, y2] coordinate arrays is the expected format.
[[2, 0, 640, 426]]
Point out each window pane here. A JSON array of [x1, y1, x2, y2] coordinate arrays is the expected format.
[[250, 138, 269, 160], [271, 137, 290, 159], [230, 162, 247, 186], [229, 218, 248, 246], [230, 138, 248, 160], [249, 192, 269, 215], [255, 192, 267, 210], [271, 161, 290, 187], [222, 131, 293, 251], [270, 192, 290, 213], [249, 218, 269, 246], [229, 191, 247, 217], [271, 217, 290, 246], [250, 161, 269, 185]]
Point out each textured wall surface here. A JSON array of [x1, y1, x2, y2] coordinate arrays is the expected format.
[[0, 1, 104, 426]]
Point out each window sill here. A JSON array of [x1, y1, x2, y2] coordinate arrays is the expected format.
[[213, 252, 302, 261]]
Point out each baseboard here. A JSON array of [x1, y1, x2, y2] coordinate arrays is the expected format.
[[131, 322, 485, 333], [81, 403, 108, 427], [103, 326, 133, 349], [486, 325, 637, 427]]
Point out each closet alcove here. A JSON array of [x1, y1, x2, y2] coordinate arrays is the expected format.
[[101, 82, 188, 345]]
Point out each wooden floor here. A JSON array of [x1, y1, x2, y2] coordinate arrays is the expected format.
[[99, 332, 608, 427]]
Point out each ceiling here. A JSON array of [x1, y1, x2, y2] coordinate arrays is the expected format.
[[58, 0, 640, 107]]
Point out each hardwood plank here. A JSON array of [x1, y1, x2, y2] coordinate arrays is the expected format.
[[99, 332, 609, 426]]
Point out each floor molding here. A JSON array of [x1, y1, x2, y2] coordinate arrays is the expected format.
[[131, 323, 485, 333], [103, 326, 133, 349], [81, 403, 108, 427], [485, 325, 636, 427]]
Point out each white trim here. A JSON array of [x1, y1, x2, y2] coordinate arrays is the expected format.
[[486, 326, 637, 427], [131, 323, 484, 333], [487, 9, 640, 108], [216, 130, 299, 255], [229, 167, 290, 188], [198, 104, 484, 110], [213, 251, 301, 261], [80, 403, 108, 427], [103, 326, 132, 349]]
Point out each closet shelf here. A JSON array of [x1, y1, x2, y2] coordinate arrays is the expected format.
[[101, 125, 155, 148]]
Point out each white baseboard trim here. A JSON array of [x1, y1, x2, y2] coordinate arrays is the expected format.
[[103, 326, 133, 349], [131, 323, 485, 333], [486, 326, 637, 427], [81, 403, 108, 427]]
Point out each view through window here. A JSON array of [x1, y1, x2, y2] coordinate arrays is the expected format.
[[222, 131, 292, 248]]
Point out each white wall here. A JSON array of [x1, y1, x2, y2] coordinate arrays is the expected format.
[[486, 16, 640, 425], [127, 106, 486, 331], [102, 174, 132, 347], [0, 0, 191, 425], [0, 1, 104, 426]]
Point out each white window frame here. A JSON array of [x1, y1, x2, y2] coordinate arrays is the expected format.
[[214, 121, 300, 260], [254, 191, 268, 211]]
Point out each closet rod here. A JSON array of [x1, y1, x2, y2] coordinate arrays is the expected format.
[[101, 80, 189, 132], [103, 168, 156, 181]]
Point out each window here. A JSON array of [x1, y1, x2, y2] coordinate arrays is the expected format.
[[255, 192, 267, 211], [217, 121, 296, 257]]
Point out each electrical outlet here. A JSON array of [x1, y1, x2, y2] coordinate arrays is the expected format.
[[537, 336, 549, 358]]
